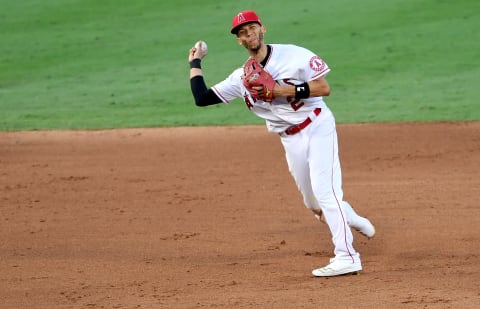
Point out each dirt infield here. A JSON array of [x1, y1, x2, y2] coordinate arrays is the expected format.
[[1, 122, 479, 308]]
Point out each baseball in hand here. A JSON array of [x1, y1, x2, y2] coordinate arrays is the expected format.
[[195, 40, 208, 55]]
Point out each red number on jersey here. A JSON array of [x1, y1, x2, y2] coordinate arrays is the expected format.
[[243, 94, 254, 110]]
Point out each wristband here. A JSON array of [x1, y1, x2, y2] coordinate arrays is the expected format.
[[295, 82, 310, 99], [190, 59, 202, 69]]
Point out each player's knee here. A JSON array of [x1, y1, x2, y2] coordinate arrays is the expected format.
[[313, 191, 339, 209]]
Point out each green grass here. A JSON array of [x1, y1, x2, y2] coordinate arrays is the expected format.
[[1, 0, 479, 130]]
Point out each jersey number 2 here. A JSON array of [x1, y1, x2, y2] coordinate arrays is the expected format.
[[243, 94, 254, 110]]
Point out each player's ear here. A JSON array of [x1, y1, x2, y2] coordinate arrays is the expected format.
[[237, 37, 243, 45], [261, 25, 266, 33]]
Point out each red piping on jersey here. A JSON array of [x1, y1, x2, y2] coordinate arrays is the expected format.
[[312, 68, 331, 79], [331, 133, 355, 263]]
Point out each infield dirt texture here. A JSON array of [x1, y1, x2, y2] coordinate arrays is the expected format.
[[1, 123, 479, 308]]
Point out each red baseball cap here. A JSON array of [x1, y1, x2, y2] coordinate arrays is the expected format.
[[231, 10, 262, 34]]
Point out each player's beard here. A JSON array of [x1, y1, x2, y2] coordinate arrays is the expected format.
[[245, 32, 264, 52]]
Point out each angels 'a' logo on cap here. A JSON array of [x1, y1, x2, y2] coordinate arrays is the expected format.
[[237, 13, 246, 23], [309, 56, 326, 72]]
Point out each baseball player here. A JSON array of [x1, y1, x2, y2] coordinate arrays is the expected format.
[[188, 10, 375, 277]]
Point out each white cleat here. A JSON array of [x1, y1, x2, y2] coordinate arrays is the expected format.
[[350, 217, 376, 238], [314, 213, 325, 223], [315, 210, 376, 238], [312, 258, 362, 277], [343, 201, 376, 238]]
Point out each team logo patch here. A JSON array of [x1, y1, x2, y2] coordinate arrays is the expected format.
[[309, 56, 325, 72], [237, 13, 246, 23]]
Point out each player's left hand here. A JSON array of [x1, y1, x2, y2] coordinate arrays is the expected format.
[[242, 58, 276, 102]]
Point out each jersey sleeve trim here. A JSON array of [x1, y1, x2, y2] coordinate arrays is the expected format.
[[311, 68, 331, 79], [211, 86, 230, 103]]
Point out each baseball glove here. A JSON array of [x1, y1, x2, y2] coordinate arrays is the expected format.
[[242, 58, 276, 102]]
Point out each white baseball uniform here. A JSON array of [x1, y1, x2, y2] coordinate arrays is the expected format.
[[212, 44, 361, 264]]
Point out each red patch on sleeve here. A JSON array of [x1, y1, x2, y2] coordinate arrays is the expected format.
[[309, 56, 325, 72]]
